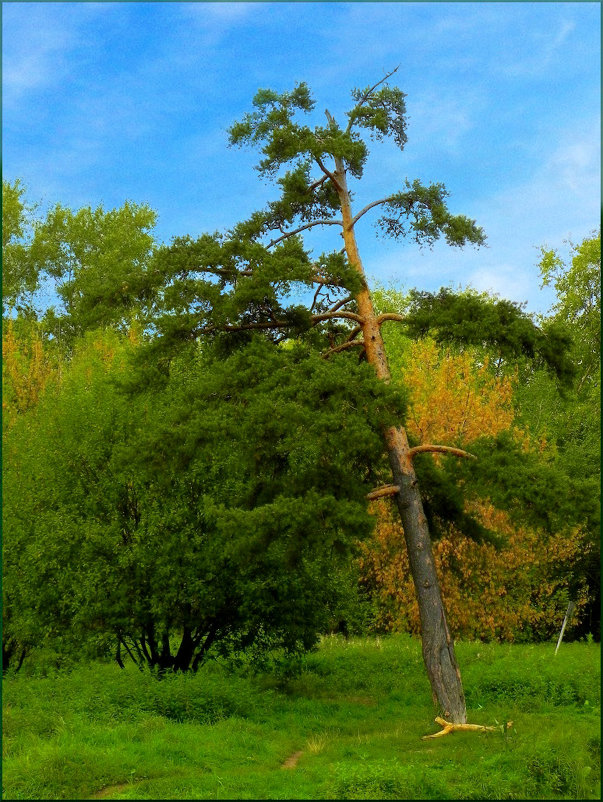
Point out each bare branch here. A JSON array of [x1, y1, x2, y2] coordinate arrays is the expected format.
[[267, 219, 343, 249], [346, 325, 363, 341], [321, 340, 365, 359], [314, 154, 342, 191], [346, 65, 401, 133], [327, 294, 354, 314], [367, 484, 400, 501], [311, 311, 365, 325], [310, 283, 324, 313], [349, 197, 394, 228], [308, 174, 329, 192], [408, 445, 477, 460], [376, 313, 406, 325]]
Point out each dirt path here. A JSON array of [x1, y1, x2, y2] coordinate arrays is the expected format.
[[281, 750, 304, 769]]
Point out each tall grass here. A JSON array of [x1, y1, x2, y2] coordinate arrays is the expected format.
[[2, 635, 600, 800]]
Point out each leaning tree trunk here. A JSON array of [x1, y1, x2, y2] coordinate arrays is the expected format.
[[333, 157, 467, 724]]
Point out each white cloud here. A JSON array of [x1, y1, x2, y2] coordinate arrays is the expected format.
[[358, 110, 600, 315], [2, 3, 117, 108], [465, 263, 534, 304], [489, 116, 600, 244], [548, 137, 600, 196], [404, 91, 483, 160], [502, 18, 577, 78], [2, 14, 74, 106], [192, 2, 260, 21], [177, 1, 262, 42]]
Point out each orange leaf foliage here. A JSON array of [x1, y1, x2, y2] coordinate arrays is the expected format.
[[359, 340, 590, 641], [401, 339, 515, 447], [359, 499, 591, 642]]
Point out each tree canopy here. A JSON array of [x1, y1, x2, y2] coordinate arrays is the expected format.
[[2, 73, 599, 696]]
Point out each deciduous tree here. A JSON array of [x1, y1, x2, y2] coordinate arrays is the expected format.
[[2, 178, 157, 342], [359, 328, 594, 642]]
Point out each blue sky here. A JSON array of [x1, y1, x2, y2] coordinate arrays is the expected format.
[[2, 1, 600, 314]]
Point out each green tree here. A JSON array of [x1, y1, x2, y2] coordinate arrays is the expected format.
[[539, 232, 600, 393], [513, 233, 601, 638], [2, 179, 39, 313], [3, 77, 581, 728], [3, 330, 401, 672], [2, 178, 157, 342], [125, 71, 571, 723]]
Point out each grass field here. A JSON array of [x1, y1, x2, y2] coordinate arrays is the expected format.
[[2, 635, 600, 800]]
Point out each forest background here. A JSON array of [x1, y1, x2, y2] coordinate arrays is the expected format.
[[2, 0, 600, 682], [2, 166, 600, 674], [2, 8, 600, 800]]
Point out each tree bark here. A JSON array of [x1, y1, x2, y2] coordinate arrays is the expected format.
[[332, 157, 467, 723]]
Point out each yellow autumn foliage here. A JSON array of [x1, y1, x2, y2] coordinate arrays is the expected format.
[[2, 320, 54, 428], [400, 338, 515, 446], [359, 339, 589, 641], [359, 499, 591, 641]]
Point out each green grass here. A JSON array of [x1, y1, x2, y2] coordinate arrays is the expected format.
[[2, 635, 600, 800]]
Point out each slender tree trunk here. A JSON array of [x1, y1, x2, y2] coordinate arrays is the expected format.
[[333, 158, 467, 723]]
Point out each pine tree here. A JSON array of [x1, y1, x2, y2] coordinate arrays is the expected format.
[[132, 69, 573, 724], [151, 70, 490, 723]]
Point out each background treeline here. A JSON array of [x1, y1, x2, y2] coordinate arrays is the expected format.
[[2, 178, 600, 674]]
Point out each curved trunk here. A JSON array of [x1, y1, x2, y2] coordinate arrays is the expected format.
[[333, 158, 466, 723]]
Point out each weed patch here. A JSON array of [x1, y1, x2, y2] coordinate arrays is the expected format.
[[3, 635, 600, 800]]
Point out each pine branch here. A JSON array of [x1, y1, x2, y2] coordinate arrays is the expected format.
[[308, 174, 329, 192], [346, 325, 363, 341], [219, 263, 341, 287], [408, 445, 477, 460], [197, 319, 295, 334], [310, 283, 324, 312], [366, 484, 400, 500], [346, 65, 400, 133], [327, 294, 354, 314], [314, 154, 342, 191], [267, 218, 343, 249], [349, 197, 394, 228], [196, 310, 363, 336], [321, 339, 366, 359], [376, 312, 406, 325], [311, 311, 365, 325], [312, 271, 343, 286]]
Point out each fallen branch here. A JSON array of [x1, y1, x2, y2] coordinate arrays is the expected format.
[[367, 484, 400, 501], [422, 716, 513, 740], [408, 444, 477, 460]]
